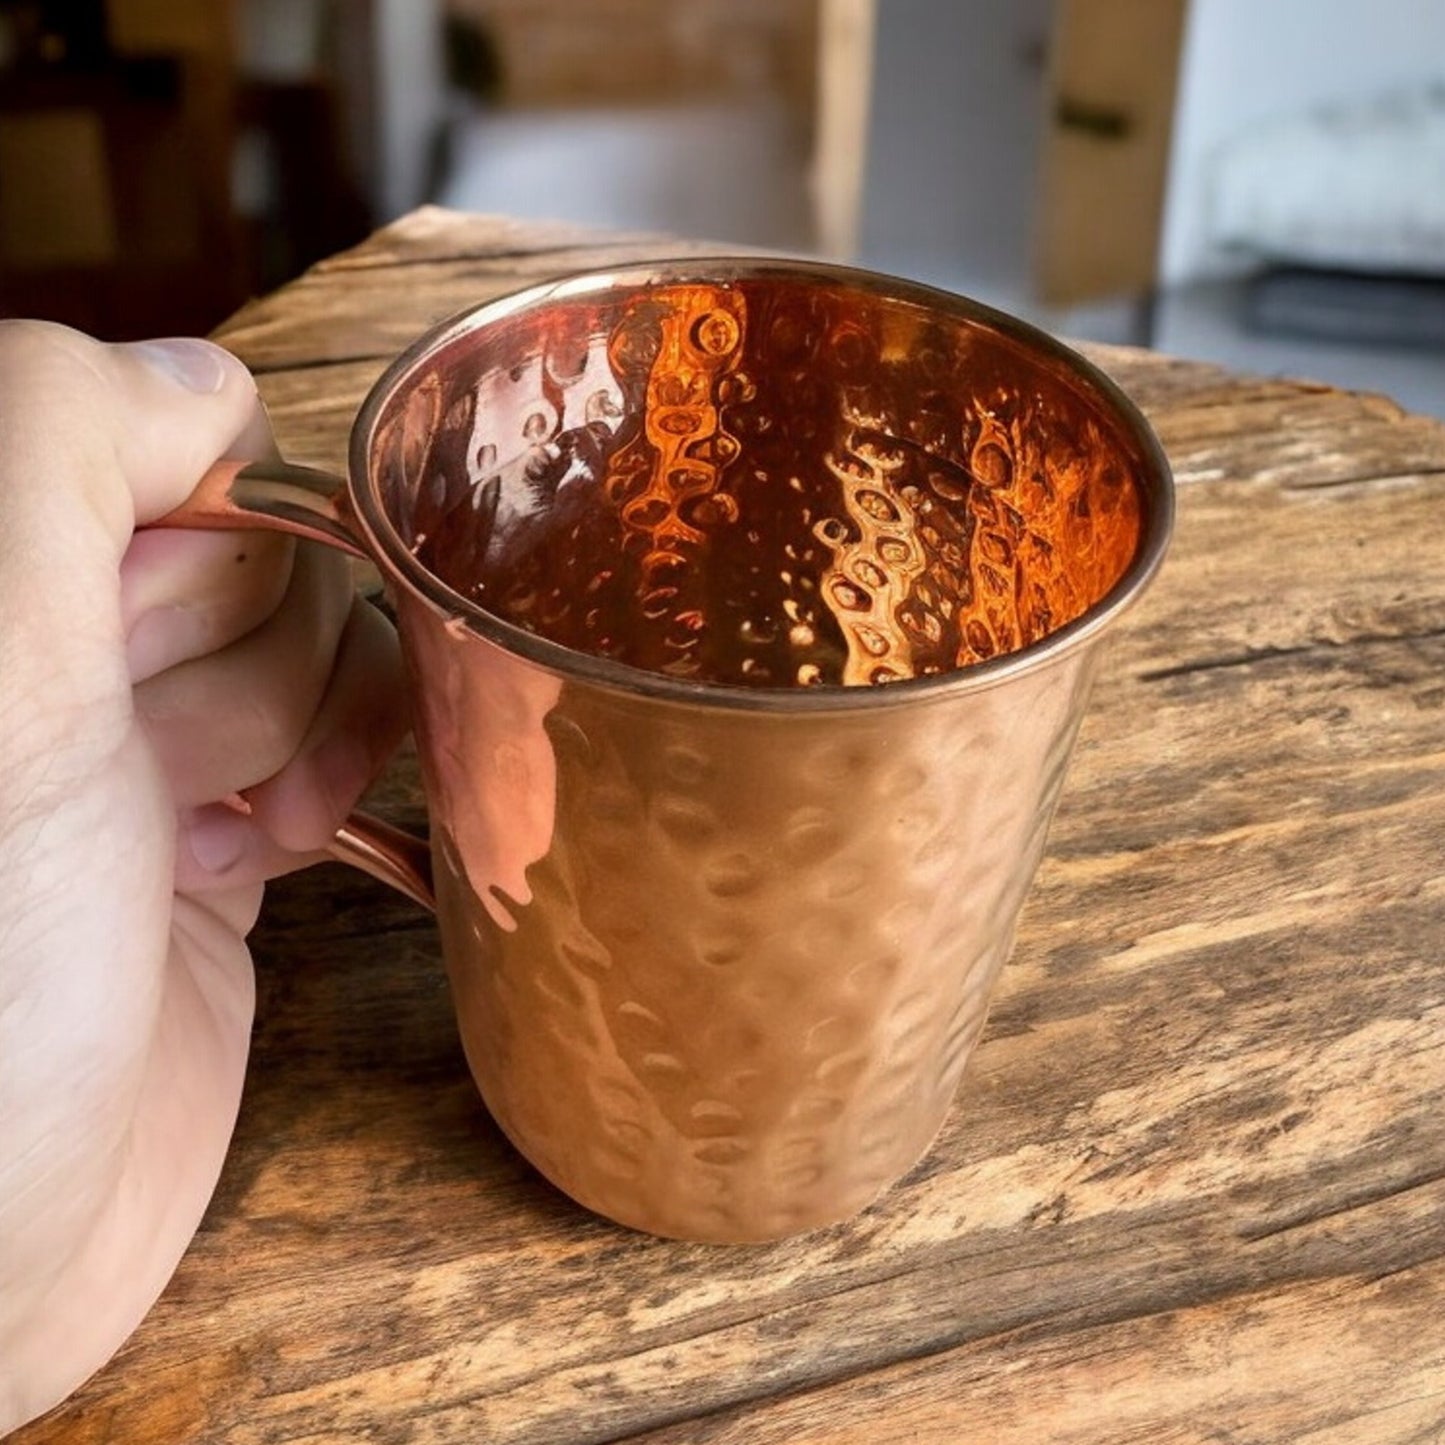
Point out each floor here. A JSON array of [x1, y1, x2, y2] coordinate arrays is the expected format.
[[1151, 281, 1445, 422]]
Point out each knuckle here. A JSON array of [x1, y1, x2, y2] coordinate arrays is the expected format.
[[0, 320, 109, 417], [0, 318, 90, 371]]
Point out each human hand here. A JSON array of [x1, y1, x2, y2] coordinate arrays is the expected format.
[[0, 323, 407, 1432]]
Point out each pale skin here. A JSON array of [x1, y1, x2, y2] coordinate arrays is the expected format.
[[0, 323, 408, 1433]]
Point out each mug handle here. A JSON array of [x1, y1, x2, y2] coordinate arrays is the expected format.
[[153, 459, 436, 911]]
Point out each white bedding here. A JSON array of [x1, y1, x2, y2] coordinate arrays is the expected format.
[[1209, 85, 1445, 274]]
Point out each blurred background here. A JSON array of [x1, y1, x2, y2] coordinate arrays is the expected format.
[[1, 0, 1441, 416]]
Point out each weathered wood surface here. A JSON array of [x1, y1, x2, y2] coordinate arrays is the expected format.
[[17, 210, 1445, 1444]]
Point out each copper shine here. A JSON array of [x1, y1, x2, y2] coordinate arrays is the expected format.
[[164, 260, 1173, 1241]]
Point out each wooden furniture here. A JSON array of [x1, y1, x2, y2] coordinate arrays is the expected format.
[[0, 0, 371, 338], [1035, 0, 1190, 307], [17, 209, 1445, 1443], [0, 0, 248, 336]]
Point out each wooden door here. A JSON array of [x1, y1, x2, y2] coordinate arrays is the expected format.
[[1035, 0, 1189, 305]]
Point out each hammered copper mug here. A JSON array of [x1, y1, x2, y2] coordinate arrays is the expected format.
[[164, 259, 1173, 1243]]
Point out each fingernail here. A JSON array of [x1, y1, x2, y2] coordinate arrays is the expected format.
[[127, 338, 230, 395], [187, 806, 251, 874], [228, 403, 280, 464]]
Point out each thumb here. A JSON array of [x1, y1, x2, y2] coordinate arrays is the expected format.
[[111, 336, 273, 523], [0, 322, 264, 571], [0, 322, 268, 753]]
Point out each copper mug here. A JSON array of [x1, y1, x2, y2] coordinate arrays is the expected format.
[[168, 259, 1173, 1243]]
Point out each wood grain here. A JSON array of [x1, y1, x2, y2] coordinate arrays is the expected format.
[[215, 209, 754, 372], [14, 210, 1445, 1445]]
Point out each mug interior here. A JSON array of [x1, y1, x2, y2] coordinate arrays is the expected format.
[[363, 264, 1166, 691]]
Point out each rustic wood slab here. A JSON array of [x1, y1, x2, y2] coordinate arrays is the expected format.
[[17, 210, 1445, 1444]]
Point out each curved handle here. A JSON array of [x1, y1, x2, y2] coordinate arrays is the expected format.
[[153, 457, 370, 558], [158, 459, 436, 913], [331, 812, 435, 911]]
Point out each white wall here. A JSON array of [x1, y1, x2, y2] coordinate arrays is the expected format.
[[1161, 0, 1445, 285], [438, 99, 813, 249], [374, 0, 446, 219], [857, 0, 1053, 306], [437, 0, 1054, 305]]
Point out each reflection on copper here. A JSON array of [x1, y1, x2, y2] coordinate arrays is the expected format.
[[394, 276, 1147, 693], [608, 284, 746, 678], [166, 259, 1173, 1243], [820, 426, 923, 685]]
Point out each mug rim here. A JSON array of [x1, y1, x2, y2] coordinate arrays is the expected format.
[[348, 255, 1175, 713]]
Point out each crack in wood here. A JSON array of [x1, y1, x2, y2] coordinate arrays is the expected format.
[[1311, 1387, 1445, 1438], [570, 1252, 1445, 1445], [1280, 464, 1445, 491], [1239, 1167, 1445, 1243], [1139, 625, 1445, 682], [361, 1177, 1441, 1445]]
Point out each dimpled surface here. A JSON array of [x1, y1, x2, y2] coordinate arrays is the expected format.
[[377, 263, 1154, 1241], [410, 596, 1100, 1242], [380, 273, 1145, 691]]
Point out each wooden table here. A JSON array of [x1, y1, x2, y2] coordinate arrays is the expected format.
[[21, 210, 1445, 1444]]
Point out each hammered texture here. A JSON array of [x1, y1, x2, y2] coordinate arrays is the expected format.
[[371, 262, 1161, 1241], [376, 273, 1145, 691], [406, 599, 1099, 1242]]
